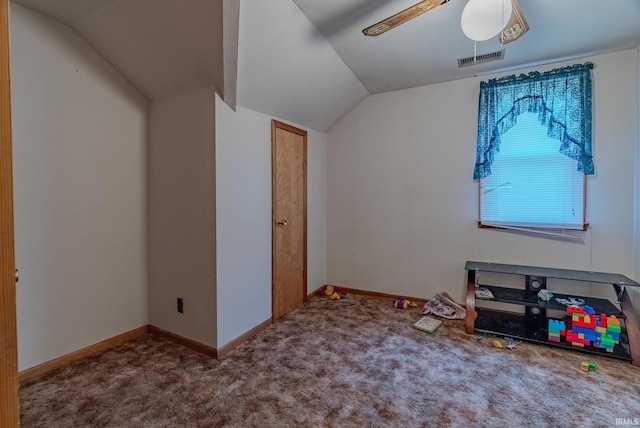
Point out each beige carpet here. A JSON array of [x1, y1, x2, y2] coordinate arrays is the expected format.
[[20, 294, 640, 427]]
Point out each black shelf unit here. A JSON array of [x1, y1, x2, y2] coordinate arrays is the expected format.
[[475, 308, 632, 361], [464, 261, 640, 366]]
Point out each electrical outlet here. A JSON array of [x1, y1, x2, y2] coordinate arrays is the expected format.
[[177, 298, 183, 313]]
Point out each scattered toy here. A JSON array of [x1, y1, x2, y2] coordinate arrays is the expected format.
[[394, 296, 417, 309], [413, 316, 442, 333], [581, 361, 596, 372], [555, 297, 585, 307], [506, 341, 522, 351], [475, 287, 494, 299], [537, 289, 553, 302], [492, 339, 503, 349], [475, 336, 483, 342], [324, 286, 346, 300], [421, 292, 466, 319]]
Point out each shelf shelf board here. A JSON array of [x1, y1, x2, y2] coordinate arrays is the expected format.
[[466, 261, 640, 286], [474, 308, 632, 361], [476, 285, 625, 318]]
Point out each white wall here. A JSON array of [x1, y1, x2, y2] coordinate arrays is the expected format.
[[307, 126, 328, 297], [10, 4, 149, 370], [327, 49, 638, 303], [148, 87, 217, 347], [633, 47, 640, 312], [215, 95, 326, 347]]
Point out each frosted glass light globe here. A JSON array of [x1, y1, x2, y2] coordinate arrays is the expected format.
[[461, 0, 513, 41]]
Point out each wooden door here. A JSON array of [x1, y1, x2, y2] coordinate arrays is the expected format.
[[0, 0, 19, 426], [272, 120, 307, 321]]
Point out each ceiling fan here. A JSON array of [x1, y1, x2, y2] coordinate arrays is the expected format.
[[362, 0, 529, 44]]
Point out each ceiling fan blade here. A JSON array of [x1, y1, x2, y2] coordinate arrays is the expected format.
[[498, 0, 529, 44], [362, 0, 451, 37]]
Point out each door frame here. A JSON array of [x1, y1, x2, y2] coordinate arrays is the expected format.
[[0, 0, 19, 425], [271, 119, 307, 323]]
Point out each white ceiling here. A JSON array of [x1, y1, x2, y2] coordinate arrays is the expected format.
[[236, 0, 369, 132], [291, 0, 640, 94], [10, 0, 365, 131], [11, 0, 640, 133], [12, 0, 226, 101]]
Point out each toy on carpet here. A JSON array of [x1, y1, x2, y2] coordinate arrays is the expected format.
[[394, 296, 417, 309], [324, 285, 347, 300], [492, 339, 503, 349], [421, 292, 466, 319], [506, 341, 522, 351], [581, 361, 596, 372], [497, 337, 522, 351], [413, 316, 442, 333]]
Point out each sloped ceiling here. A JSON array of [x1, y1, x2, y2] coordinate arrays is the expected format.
[[292, 0, 640, 94], [12, 0, 226, 101], [12, 0, 366, 132], [236, 0, 369, 132], [16, 1, 638, 133]]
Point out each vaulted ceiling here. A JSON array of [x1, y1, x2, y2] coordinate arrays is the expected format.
[[235, 0, 369, 132], [10, 0, 640, 133], [12, 0, 227, 101], [291, 0, 640, 94]]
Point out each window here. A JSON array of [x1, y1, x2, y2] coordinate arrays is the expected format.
[[480, 113, 585, 230], [474, 63, 594, 236]]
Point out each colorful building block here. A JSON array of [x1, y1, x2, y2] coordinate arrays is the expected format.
[[567, 306, 586, 314], [559, 312, 623, 352], [581, 361, 596, 371], [548, 319, 567, 342]]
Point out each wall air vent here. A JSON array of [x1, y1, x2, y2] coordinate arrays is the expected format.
[[457, 49, 505, 68]]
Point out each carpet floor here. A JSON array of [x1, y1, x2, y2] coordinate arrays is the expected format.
[[20, 294, 640, 427]]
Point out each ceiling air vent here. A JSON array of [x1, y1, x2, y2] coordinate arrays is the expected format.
[[457, 49, 505, 68]]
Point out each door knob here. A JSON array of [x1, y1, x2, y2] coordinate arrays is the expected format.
[[15, 268, 19, 283], [277, 220, 288, 226]]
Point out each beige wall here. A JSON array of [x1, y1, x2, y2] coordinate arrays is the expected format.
[[327, 49, 638, 304], [148, 87, 217, 347], [633, 47, 640, 312], [215, 97, 327, 347], [11, 4, 149, 370]]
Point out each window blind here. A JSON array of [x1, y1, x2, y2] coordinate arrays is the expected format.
[[480, 113, 585, 230]]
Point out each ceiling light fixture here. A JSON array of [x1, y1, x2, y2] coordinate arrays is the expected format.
[[461, 0, 512, 42]]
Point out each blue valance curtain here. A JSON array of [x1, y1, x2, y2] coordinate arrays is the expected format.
[[473, 62, 594, 180]]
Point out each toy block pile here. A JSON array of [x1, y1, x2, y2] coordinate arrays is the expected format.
[[547, 305, 622, 353]]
